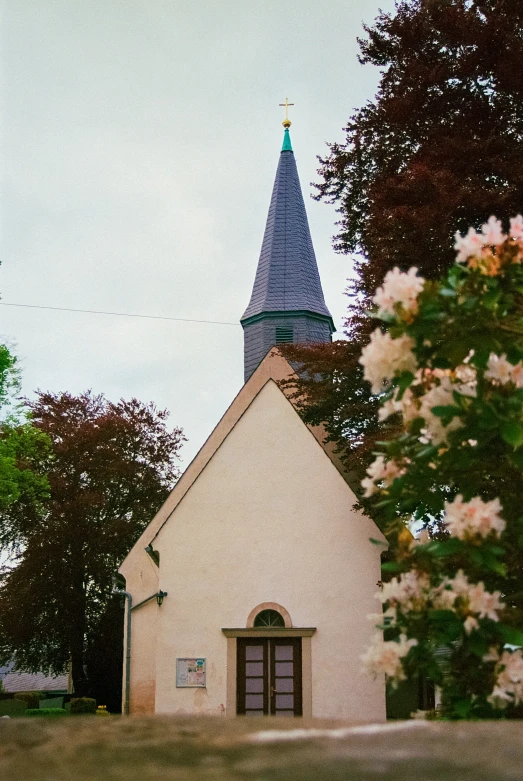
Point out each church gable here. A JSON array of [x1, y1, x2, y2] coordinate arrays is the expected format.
[[120, 350, 384, 585], [153, 372, 384, 557]]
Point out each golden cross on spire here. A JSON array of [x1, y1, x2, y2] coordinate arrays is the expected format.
[[279, 97, 294, 128]]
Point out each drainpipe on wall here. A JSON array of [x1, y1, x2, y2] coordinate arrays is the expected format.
[[112, 584, 132, 716]]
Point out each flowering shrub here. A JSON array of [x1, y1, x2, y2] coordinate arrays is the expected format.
[[360, 217, 523, 718]]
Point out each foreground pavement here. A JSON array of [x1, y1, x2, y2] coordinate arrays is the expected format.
[[1, 716, 521, 780]]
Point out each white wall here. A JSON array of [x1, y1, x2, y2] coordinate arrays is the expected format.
[[151, 380, 385, 721]]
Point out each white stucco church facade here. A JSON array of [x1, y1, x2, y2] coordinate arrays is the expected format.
[[118, 119, 386, 721]]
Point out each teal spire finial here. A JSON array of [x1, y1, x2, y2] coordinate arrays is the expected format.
[[279, 97, 294, 152], [282, 127, 293, 152]]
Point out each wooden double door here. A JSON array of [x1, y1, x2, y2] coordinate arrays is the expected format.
[[236, 637, 302, 717]]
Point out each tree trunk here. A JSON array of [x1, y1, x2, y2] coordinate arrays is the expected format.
[[70, 542, 89, 697]]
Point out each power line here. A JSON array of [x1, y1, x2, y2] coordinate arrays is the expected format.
[[0, 301, 240, 327]]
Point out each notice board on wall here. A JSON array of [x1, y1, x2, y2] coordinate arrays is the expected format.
[[176, 658, 206, 687]]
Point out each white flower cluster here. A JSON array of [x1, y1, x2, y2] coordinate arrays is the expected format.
[[444, 495, 506, 541], [418, 376, 465, 445], [360, 633, 417, 684], [454, 215, 523, 273], [374, 568, 504, 631], [377, 365, 477, 445], [378, 570, 430, 613], [373, 267, 425, 317], [487, 649, 523, 709], [454, 216, 507, 263], [485, 353, 523, 387], [363, 568, 505, 686], [359, 330, 417, 394], [361, 455, 406, 498], [432, 570, 505, 624]]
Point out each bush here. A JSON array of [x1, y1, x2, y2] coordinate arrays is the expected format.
[[25, 708, 68, 717], [360, 216, 523, 718], [0, 698, 27, 717], [14, 691, 42, 709], [70, 697, 96, 714]]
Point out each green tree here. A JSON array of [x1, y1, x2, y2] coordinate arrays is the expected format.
[[0, 346, 50, 517], [0, 391, 185, 695]]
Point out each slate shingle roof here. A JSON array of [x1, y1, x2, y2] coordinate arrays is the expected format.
[[241, 144, 333, 325], [1, 669, 69, 693]]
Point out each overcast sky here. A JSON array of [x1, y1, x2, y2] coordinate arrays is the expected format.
[[1, 0, 395, 467]]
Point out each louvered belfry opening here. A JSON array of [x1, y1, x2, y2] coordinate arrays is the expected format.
[[275, 325, 293, 344], [241, 126, 334, 382]]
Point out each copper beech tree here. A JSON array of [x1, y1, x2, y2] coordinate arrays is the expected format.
[[0, 391, 184, 696], [282, 0, 523, 497]]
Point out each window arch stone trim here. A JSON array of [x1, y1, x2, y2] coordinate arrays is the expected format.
[[246, 602, 292, 629]]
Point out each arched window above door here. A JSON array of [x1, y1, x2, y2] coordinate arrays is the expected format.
[[254, 609, 285, 627], [246, 602, 292, 629]]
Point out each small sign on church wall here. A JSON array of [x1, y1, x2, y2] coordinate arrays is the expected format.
[[176, 658, 206, 687]]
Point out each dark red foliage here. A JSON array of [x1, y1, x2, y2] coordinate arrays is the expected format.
[[0, 391, 184, 696], [315, 0, 523, 300]]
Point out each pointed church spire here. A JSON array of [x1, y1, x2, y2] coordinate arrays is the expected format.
[[241, 111, 334, 381]]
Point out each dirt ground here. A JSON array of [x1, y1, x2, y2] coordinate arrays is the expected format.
[[1, 716, 522, 781]]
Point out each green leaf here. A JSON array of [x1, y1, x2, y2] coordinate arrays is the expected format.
[[426, 539, 462, 557], [498, 625, 523, 647], [415, 445, 438, 459], [381, 562, 403, 573], [439, 288, 457, 297], [453, 699, 472, 718], [428, 609, 456, 622], [370, 538, 388, 547], [509, 449, 523, 470], [431, 405, 462, 419], [396, 371, 415, 400], [500, 421, 523, 449]]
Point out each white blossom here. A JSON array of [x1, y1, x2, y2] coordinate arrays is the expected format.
[[418, 378, 462, 445], [373, 267, 425, 317], [454, 227, 484, 263], [432, 570, 504, 622], [488, 650, 523, 709], [361, 633, 417, 685], [378, 387, 417, 424], [509, 214, 523, 241], [416, 371, 476, 445], [485, 353, 513, 384], [485, 353, 523, 387], [378, 570, 430, 612], [361, 455, 405, 498], [511, 363, 523, 388], [463, 616, 479, 635], [359, 330, 417, 394], [481, 216, 506, 246], [467, 582, 504, 621], [444, 495, 506, 541]]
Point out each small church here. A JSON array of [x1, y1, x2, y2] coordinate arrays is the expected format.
[[118, 109, 386, 721]]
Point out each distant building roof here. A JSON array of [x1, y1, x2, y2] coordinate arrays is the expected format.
[[2, 669, 69, 693], [241, 128, 333, 326]]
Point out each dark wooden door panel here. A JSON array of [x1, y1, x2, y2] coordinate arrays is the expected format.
[[270, 638, 302, 717], [237, 637, 302, 716], [237, 639, 268, 715]]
